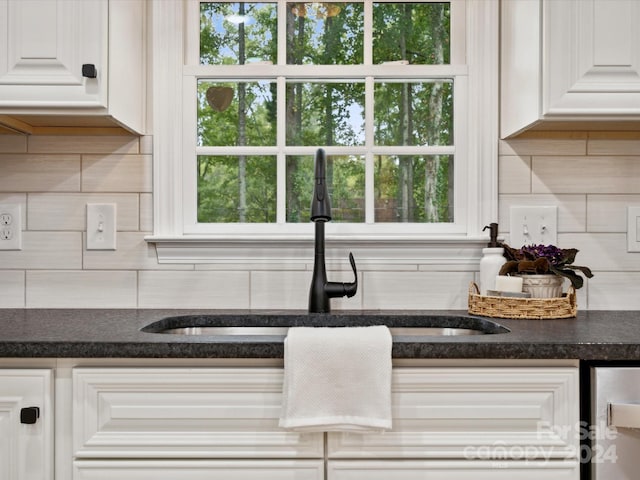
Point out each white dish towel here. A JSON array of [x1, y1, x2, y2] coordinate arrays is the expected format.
[[279, 325, 392, 432]]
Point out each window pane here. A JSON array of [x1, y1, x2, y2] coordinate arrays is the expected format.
[[198, 80, 277, 147], [200, 2, 277, 65], [374, 154, 453, 223], [287, 3, 363, 65], [286, 154, 365, 223], [373, 3, 450, 65], [286, 82, 365, 146], [374, 81, 453, 146], [198, 155, 277, 222]]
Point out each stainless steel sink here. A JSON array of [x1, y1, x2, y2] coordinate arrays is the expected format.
[[157, 326, 486, 336], [141, 314, 509, 337]]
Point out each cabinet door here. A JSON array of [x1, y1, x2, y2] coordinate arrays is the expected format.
[[0, 0, 106, 107], [328, 460, 579, 480], [74, 460, 324, 480], [0, 369, 53, 480], [73, 368, 323, 459], [545, 0, 640, 116], [328, 367, 579, 460]]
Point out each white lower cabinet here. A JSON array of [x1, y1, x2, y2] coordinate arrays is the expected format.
[[0, 369, 53, 480], [328, 367, 579, 460], [72, 368, 323, 459], [71, 365, 579, 480], [74, 460, 324, 480], [328, 460, 579, 480]]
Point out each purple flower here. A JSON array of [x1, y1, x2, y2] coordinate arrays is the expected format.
[[520, 244, 565, 266]]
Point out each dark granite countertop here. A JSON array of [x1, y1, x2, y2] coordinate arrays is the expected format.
[[0, 309, 639, 360]]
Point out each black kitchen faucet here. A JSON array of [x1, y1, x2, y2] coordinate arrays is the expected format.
[[308, 148, 358, 313]]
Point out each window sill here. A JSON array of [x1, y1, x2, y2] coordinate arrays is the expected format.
[[146, 234, 488, 267]]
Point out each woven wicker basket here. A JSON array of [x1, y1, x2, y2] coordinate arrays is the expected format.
[[468, 282, 577, 319]]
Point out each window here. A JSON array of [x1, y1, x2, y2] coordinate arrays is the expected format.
[[149, 0, 498, 261]]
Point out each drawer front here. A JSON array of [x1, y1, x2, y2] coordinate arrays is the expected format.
[[74, 460, 324, 480], [328, 460, 579, 480], [73, 368, 322, 458], [328, 367, 579, 459]]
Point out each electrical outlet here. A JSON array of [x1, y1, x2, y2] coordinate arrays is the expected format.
[[627, 206, 640, 252], [87, 203, 117, 250], [0, 204, 22, 250], [509, 206, 558, 247]]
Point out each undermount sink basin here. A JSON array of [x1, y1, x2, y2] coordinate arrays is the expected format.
[[141, 314, 509, 337], [154, 326, 487, 337]]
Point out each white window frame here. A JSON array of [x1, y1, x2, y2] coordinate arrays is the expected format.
[[147, 0, 499, 265]]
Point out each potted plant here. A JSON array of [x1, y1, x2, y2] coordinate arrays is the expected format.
[[498, 243, 594, 297]]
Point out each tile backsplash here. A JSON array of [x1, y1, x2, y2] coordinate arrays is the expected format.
[[0, 131, 638, 309], [499, 131, 640, 310]]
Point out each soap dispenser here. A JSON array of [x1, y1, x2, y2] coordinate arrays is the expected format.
[[479, 223, 506, 295]]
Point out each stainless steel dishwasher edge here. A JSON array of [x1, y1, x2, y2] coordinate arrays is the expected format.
[[591, 367, 640, 479]]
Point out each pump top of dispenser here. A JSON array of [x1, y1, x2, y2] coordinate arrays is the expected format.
[[483, 223, 500, 248]]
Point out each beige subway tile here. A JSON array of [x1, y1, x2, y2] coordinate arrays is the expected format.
[[0, 232, 81, 269], [417, 264, 475, 272], [82, 154, 152, 192], [362, 271, 473, 309], [588, 138, 640, 156], [588, 132, 640, 140], [26, 271, 137, 308], [499, 194, 586, 233], [557, 233, 640, 271], [138, 271, 250, 308], [0, 194, 27, 229], [532, 156, 640, 194], [588, 272, 640, 310], [498, 155, 531, 194], [0, 135, 27, 153], [84, 232, 192, 270], [499, 137, 587, 156], [250, 270, 362, 310], [0, 271, 25, 307], [28, 135, 139, 154], [139, 193, 153, 231], [28, 193, 139, 231], [197, 262, 306, 271], [587, 195, 640, 233], [0, 154, 81, 192], [250, 271, 309, 309]]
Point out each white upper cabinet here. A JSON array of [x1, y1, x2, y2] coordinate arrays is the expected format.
[[0, 0, 145, 134], [501, 0, 640, 138]]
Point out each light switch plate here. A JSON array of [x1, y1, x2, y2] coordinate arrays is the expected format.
[[627, 206, 640, 252], [87, 203, 116, 250], [509, 206, 558, 247]]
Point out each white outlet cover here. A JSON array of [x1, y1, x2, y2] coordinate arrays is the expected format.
[[627, 206, 640, 252], [87, 203, 117, 250], [509, 205, 558, 247], [0, 204, 22, 250]]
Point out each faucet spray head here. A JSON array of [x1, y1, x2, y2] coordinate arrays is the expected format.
[[310, 148, 332, 222]]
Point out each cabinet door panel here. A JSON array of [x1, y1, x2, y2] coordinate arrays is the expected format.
[[0, 369, 53, 480], [0, 0, 106, 106], [74, 460, 324, 480], [73, 368, 323, 459], [545, 0, 640, 113], [328, 460, 579, 480], [328, 367, 579, 460]]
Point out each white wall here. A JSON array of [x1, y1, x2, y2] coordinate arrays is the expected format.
[[0, 131, 638, 309]]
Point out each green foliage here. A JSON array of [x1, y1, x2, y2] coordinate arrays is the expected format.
[[198, 2, 453, 224], [198, 155, 276, 222]]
